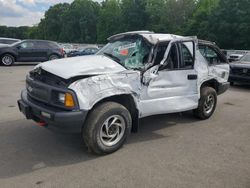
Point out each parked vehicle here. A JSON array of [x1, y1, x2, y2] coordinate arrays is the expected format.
[[0, 37, 21, 45], [18, 31, 229, 154], [60, 43, 76, 54], [0, 40, 64, 66], [229, 53, 250, 85], [67, 47, 99, 57], [228, 54, 244, 62]]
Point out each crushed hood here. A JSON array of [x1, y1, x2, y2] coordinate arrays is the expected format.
[[36, 55, 126, 79]]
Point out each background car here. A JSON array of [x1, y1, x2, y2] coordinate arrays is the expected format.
[[228, 53, 244, 62], [0, 37, 21, 45], [60, 43, 76, 55], [67, 47, 99, 57], [0, 40, 64, 66], [229, 53, 250, 85]]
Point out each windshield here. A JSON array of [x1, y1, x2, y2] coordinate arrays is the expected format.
[[97, 37, 151, 70], [240, 54, 250, 62]]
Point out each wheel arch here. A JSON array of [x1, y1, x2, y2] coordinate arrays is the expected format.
[[90, 94, 139, 133], [200, 79, 220, 94], [1, 52, 17, 61]]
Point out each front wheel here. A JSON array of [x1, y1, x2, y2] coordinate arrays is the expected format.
[[49, 54, 59, 60], [1, 54, 15, 66], [82, 102, 132, 155], [194, 87, 217, 120]]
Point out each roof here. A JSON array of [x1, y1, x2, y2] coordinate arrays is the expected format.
[[108, 31, 193, 44], [0, 37, 20, 41]]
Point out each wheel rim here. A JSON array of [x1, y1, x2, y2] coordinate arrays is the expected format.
[[100, 115, 126, 147], [204, 94, 215, 114], [50, 55, 58, 60], [2, 55, 13, 65]]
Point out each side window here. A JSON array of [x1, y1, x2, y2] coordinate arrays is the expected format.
[[179, 42, 194, 69], [154, 43, 169, 65], [36, 42, 47, 49], [198, 45, 225, 64], [20, 42, 34, 49], [158, 43, 179, 70]]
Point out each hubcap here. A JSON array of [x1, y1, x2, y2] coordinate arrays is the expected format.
[[50, 55, 58, 60], [204, 94, 215, 114], [100, 115, 126, 147], [2, 55, 13, 65]]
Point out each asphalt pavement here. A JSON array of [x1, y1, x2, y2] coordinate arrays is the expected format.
[[0, 64, 249, 188]]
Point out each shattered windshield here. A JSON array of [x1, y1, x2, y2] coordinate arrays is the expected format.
[[240, 54, 250, 62], [97, 37, 151, 70]]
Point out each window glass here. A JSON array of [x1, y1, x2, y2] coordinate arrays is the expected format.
[[198, 44, 225, 64], [240, 54, 250, 62], [180, 42, 194, 69], [36, 42, 48, 49], [159, 43, 179, 70], [20, 42, 34, 49], [154, 43, 169, 65], [97, 37, 151, 70]]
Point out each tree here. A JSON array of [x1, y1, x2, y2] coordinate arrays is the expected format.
[[37, 3, 70, 41], [185, 0, 219, 39], [209, 0, 250, 49], [165, 0, 197, 34], [145, 0, 166, 32], [97, 0, 122, 43], [60, 0, 100, 43], [120, 0, 149, 31]]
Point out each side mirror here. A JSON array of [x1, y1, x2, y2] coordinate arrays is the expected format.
[[142, 65, 159, 85]]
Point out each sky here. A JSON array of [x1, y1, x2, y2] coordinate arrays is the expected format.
[[0, 0, 102, 27]]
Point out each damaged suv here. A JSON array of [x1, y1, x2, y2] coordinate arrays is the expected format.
[[18, 31, 229, 154]]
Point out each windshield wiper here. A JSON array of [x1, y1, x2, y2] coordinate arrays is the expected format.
[[103, 52, 121, 64]]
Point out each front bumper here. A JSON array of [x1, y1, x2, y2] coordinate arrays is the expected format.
[[18, 90, 87, 133], [217, 82, 230, 95], [228, 74, 250, 84]]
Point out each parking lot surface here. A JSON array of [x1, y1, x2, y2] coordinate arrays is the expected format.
[[0, 64, 250, 188]]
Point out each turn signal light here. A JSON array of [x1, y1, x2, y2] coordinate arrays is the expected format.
[[64, 93, 75, 107]]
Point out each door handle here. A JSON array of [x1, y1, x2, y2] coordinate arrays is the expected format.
[[187, 74, 197, 80]]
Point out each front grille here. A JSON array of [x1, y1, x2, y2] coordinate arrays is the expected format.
[[231, 68, 250, 77], [30, 68, 68, 87]]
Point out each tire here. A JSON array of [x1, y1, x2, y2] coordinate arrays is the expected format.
[[49, 54, 59, 60], [82, 102, 132, 155], [194, 87, 217, 120], [1, 54, 15, 66]]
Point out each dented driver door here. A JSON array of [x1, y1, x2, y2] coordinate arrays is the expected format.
[[139, 41, 199, 118]]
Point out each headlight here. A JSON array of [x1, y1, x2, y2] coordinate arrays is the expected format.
[[58, 93, 65, 103], [57, 92, 75, 108]]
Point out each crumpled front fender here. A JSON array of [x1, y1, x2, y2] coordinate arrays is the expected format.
[[69, 71, 141, 110]]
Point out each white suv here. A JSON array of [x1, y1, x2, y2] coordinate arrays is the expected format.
[[18, 31, 230, 154]]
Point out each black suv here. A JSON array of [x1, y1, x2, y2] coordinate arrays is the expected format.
[[0, 40, 64, 66], [229, 53, 250, 85]]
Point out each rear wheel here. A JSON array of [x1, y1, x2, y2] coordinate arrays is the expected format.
[[1, 54, 15, 66], [194, 87, 217, 120], [49, 54, 59, 60], [82, 102, 132, 155]]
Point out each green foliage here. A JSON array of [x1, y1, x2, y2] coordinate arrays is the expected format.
[[97, 0, 122, 43], [0, 0, 250, 49]]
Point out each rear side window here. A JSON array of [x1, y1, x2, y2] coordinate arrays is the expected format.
[[35, 41, 49, 49], [198, 44, 227, 64], [179, 42, 194, 69], [48, 42, 60, 49]]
